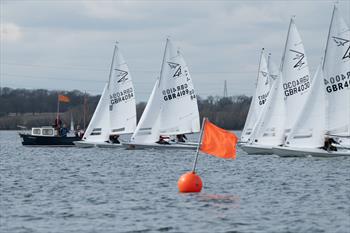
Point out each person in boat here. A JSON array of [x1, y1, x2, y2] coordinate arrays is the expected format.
[[109, 134, 120, 144], [176, 134, 187, 143], [53, 118, 62, 135], [321, 137, 339, 152], [75, 125, 85, 138], [54, 118, 62, 128], [156, 135, 170, 145], [60, 124, 69, 137]]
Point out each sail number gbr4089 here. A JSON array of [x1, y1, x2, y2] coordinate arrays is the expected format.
[[324, 71, 350, 93], [162, 83, 196, 101]]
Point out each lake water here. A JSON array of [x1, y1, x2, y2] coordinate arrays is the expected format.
[[1, 130, 349, 233]]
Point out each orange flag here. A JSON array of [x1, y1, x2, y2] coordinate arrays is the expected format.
[[200, 120, 238, 159], [58, 95, 70, 103]]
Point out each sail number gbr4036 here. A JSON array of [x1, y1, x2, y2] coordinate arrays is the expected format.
[[283, 75, 310, 97], [162, 83, 196, 101], [324, 71, 350, 93]]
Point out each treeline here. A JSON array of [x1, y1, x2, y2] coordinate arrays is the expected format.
[[0, 87, 251, 130]]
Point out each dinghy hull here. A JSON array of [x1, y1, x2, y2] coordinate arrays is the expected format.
[[272, 146, 350, 158], [95, 142, 123, 148], [123, 142, 197, 150], [73, 141, 96, 148], [240, 144, 273, 155]]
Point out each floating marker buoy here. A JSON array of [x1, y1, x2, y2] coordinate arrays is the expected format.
[[178, 171, 203, 193]]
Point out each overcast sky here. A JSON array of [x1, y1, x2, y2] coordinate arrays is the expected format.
[[1, 0, 349, 101]]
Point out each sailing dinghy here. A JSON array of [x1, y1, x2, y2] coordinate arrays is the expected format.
[[242, 17, 312, 155], [95, 43, 137, 148], [273, 6, 350, 157], [124, 38, 200, 150], [74, 42, 137, 148]]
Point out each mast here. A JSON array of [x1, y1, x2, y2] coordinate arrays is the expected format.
[[108, 41, 118, 89], [280, 16, 295, 72], [255, 48, 265, 88], [158, 38, 170, 87], [322, 5, 336, 70], [56, 94, 60, 123], [83, 91, 87, 131]]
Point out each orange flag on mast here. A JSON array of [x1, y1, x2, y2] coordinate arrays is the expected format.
[[58, 95, 70, 103], [200, 120, 238, 159]]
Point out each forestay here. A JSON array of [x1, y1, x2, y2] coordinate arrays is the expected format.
[[323, 6, 350, 137], [280, 18, 311, 136], [241, 49, 271, 142], [108, 43, 137, 135], [285, 64, 326, 148], [131, 38, 200, 144], [83, 84, 110, 143]]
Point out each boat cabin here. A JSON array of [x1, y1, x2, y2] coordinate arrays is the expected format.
[[31, 127, 57, 137]]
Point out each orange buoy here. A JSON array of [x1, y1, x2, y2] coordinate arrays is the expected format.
[[178, 171, 203, 193]]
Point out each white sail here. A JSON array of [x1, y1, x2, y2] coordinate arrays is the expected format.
[[285, 64, 326, 148], [108, 43, 137, 135], [241, 49, 270, 142], [280, 18, 311, 136], [323, 5, 350, 137], [249, 72, 285, 146], [131, 38, 200, 144], [130, 79, 162, 144], [268, 55, 279, 87], [82, 84, 110, 143], [158, 40, 200, 135]]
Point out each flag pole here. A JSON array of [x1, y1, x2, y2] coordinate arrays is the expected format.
[[56, 94, 60, 123], [192, 117, 207, 173]]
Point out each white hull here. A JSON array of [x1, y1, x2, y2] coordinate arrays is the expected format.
[[95, 142, 123, 148], [123, 142, 197, 150], [241, 144, 273, 155], [73, 141, 96, 148], [273, 146, 350, 158]]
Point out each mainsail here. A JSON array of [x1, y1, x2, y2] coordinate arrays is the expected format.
[[280, 17, 311, 136], [241, 49, 270, 142], [108, 43, 137, 135], [323, 5, 350, 137], [82, 84, 110, 143], [285, 64, 326, 148], [131, 38, 200, 144]]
